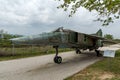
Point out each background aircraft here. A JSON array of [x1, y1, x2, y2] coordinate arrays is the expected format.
[[10, 27, 109, 64]]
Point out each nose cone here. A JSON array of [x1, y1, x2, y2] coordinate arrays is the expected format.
[[9, 34, 49, 45], [10, 37, 27, 44], [10, 32, 62, 45]]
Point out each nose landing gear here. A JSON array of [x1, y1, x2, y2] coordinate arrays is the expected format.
[[53, 46, 62, 64]]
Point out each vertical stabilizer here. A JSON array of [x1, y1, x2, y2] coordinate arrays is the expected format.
[[96, 29, 102, 37], [96, 29, 103, 47]]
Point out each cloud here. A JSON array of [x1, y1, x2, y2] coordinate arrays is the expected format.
[[0, 0, 120, 38]]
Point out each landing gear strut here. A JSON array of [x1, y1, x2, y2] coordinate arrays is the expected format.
[[76, 49, 81, 54], [53, 46, 62, 64], [95, 50, 100, 57]]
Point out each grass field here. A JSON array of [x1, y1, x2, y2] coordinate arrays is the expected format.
[[0, 46, 72, 61], [65, 50, 120, 80]]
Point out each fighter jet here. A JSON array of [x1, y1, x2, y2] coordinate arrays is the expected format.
[[10, 27, 110, 64]]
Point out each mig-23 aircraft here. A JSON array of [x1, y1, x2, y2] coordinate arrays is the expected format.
[[10, 27, 109, 64]]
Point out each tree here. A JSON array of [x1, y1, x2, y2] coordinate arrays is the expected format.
[[57, 0, 120, 26], [104, 34, 113, 39]]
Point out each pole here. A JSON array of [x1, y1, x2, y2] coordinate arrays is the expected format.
[[12, 44, 15, 55]]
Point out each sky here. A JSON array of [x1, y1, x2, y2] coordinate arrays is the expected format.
[[0, 0, 120, 38]]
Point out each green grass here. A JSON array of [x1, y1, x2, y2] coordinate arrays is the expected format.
[[65, 50, 120, 80], [0, 46, 72, 61]]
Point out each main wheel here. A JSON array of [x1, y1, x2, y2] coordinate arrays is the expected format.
[[95, 50, 100, 57], [76, 49, 81, 54], [54, 56, 62, 64]]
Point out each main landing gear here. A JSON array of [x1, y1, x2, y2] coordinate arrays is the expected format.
[[76, 49, 81, 54], [95, 49, 100, 57], [53, 46, 62, 64]]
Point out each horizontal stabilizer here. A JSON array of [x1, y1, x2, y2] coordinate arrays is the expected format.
[[98, 43, 120, 51]]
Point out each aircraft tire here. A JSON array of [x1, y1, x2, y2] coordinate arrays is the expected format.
[[54, 56, 62, 64], [95, 50, 100, 57], [54, 57, 58, 63], [76, 49, 81, 54]]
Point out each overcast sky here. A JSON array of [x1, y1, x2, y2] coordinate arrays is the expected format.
[[0, 0, 120, 38]]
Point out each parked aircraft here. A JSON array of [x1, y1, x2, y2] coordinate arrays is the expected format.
[[10, 27, 111, 64]]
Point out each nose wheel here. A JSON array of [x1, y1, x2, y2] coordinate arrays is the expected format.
[[53, 46, 62, 64], [54, 56, 62, 64]]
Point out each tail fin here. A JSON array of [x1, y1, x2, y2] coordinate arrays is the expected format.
[[96, 29, 102, 37]]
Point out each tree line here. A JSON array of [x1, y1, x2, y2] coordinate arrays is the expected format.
[[0, 33, 22, 47]]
